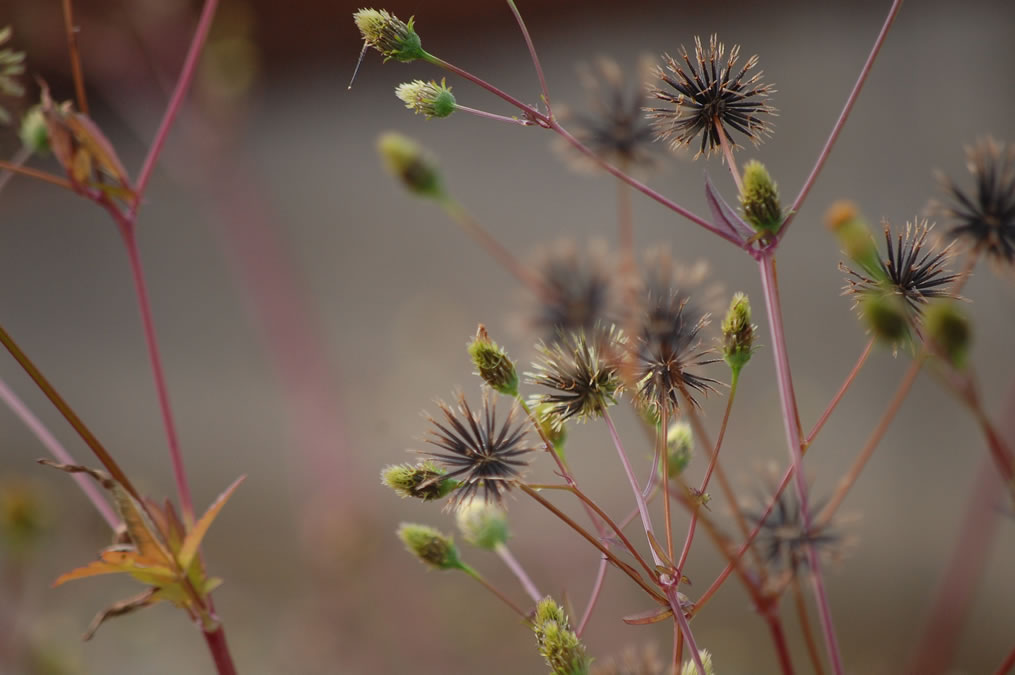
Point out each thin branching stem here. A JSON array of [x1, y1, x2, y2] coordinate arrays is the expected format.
[[995, 644, 1015, 675], [454, 104, 534, 126], [505, 0, 551, 116], [0, 160, 75, 191], [779, 0, 905, 239], [792, 576, 826, 675], [716, 120, 743, 193], [494, 543, 542, 605], [60, 0, 89, 115], [667, 586, 706, 675], [576, 556, 607, 637], [461, 564, 531, 621], [603, 409, 661, 566], [805, 338, 874, 447], [765, 612, 797, 675], [758, 253, 844, 675]]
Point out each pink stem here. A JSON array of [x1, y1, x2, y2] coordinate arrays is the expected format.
[[455, 104, 533, 126], [779, 0, 905, 239], [576, 556, 608, 636], [603, 409, 660, 566], [505, 0, 552, 115], [758, 254, 844, 675], [805, 338, 874, 446], [202, 626, 238, 675], [130, 0, 219, 211], [494, 543, 542, 605], [424, 54, 548, 123], [667, 586, 706, 675], [0, 376, 119, 530]]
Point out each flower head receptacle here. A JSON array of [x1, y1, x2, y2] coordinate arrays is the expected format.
[[396, 523, 463, 571], [396, 79, 456, 119], [353, 9, 425, 63]]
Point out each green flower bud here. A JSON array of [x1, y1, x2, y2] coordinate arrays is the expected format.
[[924, 301, 971, 368], [353, 9, 424, 63], [377, 131, 445, 200], [740, 160, 783, 233], [533, 597, 588, 675], [663, 422, 694, 479], [860, 293, 908, 346], [395, 78, 456, 119], [680, 649, 716, 675], [381, 461, 457, 501], [827, 201, 883, 281], [18, 105, 49, 155], [455, 500, 509, 550], [396, 523, 463, 571], [721, 292, 755, 373], [467, 324, 519, 396]]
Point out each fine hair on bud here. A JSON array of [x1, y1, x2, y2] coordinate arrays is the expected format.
[[533, 597, 589, 675], [740, 160, 783, 233], [380, 461, 457, 502], [720, 292, 755, 373], [455, 500, 508, 551], [376, 131, 445, 200], [396, 523, 463, 571], [468, 324, 519, 396], [395, 78, 456, 119], [353, 9, 424, 63]]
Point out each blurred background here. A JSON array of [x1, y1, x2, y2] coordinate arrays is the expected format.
[[1, 0, 1014, 673]]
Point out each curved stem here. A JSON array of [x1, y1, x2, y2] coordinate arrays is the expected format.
[[758, 254, 844, 675], [494, 543, 542, 605], [0, 375, 119, 529], [995, 644, 1015, 675], [454, 104, 534, 126], [424, 53, 547, 124], [779, 0, 905, 239], [576, 556, 608, 637], [603, 409, 660, 566], [805, 338, 874, 447], [505, 0, 551, 116], [61, 0, 89, 115], [461, 564, 530, 621]]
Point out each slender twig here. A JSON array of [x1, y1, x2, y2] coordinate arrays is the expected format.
[[0, 322, 142, 503], [660, 405, 674, 562], [904, 456, 1002, 675], [603, 409, 661, 566], [765, 612, 798, 675], [805, 338, 874, 447], [455, 104, 534, 126], [792, 576, 826, 675], [494, 543, 542, 605], [995, 644, 1015, 675], [716, 120, 743, 193], [201, 627, 238, 675], [779, 0, 905, 239], [505, 0, 551, 116], [0, 375, 119, 529], [617, 169, 634, 265], [130, 0, 219, 211], [423, 53, 548, 124], [676, 373, 739, 574], [576, 555, 608, 637], [667, 586, 706, 675], [461, 564, 531, 621], [0, 160, 75, 191], [0, 148, 33, 195], [61, 0, 89, 115], [758, 253, 844, 675]]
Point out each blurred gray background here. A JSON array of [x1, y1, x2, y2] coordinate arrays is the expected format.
[[1, 0, 1014, 673]]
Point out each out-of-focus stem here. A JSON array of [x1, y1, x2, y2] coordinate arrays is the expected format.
[[461, 564, 530, 621], [792, 576, 826, 675], [603, 409, 660, 566], [494, 543, 541, 605], [0, 160, 75, 191], [505, 0, 551, 116], [61, 0, 89, 115], [576, 556, 607, 637]]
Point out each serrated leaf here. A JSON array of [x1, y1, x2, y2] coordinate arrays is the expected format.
[[178, 476, 245, 572]]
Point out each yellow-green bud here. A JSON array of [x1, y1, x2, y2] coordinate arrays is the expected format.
[[827, 201, 883, 281], [721, 292, 755, 373], [396, 523, 463, 571], [353, 9, 424, 63], [740, 160, 783, 234], [395, 79, 456, 119], [377, 131, 445, 200], [924, 301, 971, 368], [19, 105, 49, 155], [680, 649, 716, 675], [860, 293, 908, 346], [533, 597, 588, 675], [468, 324, 519, 396], [664, 422, 694, 479], [455, 500, 509, 550], [381, 461, 457, 501]]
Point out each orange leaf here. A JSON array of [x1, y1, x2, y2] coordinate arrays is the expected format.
[[178, 476, 245, 571], [53, 558, 125, 587]]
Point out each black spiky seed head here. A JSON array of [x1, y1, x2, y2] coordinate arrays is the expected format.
[[419, 391, 536, 507], [527, 326, 624, 425], [646, 34, 776, 159], [840, 219, 959, 324], [746, 488, 841, 576]]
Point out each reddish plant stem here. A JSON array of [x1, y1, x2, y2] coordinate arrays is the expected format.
[[779, 0, 905, 239], [661, 404, 674, 562], [494, 543, 542, 605], [667, 586, 705, 675], [454, 104, 533, 126], [995, 644, 1015, 675], [61, 0, 89, 115], [603, 409, 661, 567], [805, 338, 874, 447], [576, 556, 607, 637], [765, 612, 797, 675], [0, 376, 119, 529], [505, 0, 551, 115], [424, 53, 547, 123], [462, 565, 530, 621], [202, 626, 238, 675], [758, 254, 844, 675], [792, 576, 826, 675], [716, 120, 743, 193], [904, 456, 1002, 675], [0, 160, 75, 191]]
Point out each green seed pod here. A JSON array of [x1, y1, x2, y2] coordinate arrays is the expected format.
[[395, 79, 456, 119], [380, 461, 457, 501], [353, 9, 425, 63], [924, 300, 971, 368], [860, 293, 908, 346], [377, 131, 446, 200], [455, 500, 509, 551], [721, 292, 755, 373], [396, 523, 463, 571], [468, 324, 519, 396], [740, 160, 783, 233]]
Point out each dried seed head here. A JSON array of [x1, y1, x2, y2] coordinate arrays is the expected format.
[[353, 9, 424, 63], [468, 324, 519, 396], [720, 292, 755, 374], [924, 300, 971, 368], [646, 34, 776, 159], [740, 160, 783, 233], [377, 131, 445, 200], [528, 326, 623, 425], [380, 461, 457, 502], [396, 523, 463, 570], [395, 78, 456, 119], [455, 500, 509, 551]]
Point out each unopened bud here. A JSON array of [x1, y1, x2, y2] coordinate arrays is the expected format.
[[377, 131, 445, 200], [381, 461, 457, 502], [353, 9, 424, 63], [397, 523, 463, 570], [924, 301, 971, 368], [468, 325, 519, 396], [740, 160, 783, 233], [533, 597, 588, 675], [721, 292, 755, 373], [860, 293, 908, 346], [396, 79, 456, 119], [455, 500, 508, 550], [19, 105, 49, 155], [827, 201, 882, 280], [680, 649, 716, 675], [664, 422, 694, 479]]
